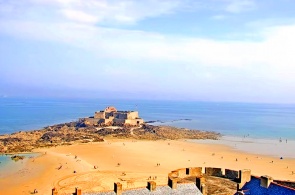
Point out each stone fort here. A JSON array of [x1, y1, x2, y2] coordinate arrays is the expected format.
[[84, 106, 144, 126], [52, 166, 295, 195]]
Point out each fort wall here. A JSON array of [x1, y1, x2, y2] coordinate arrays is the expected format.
[[205, 167, 223, 177], [260, 175, 273, 188], [113, 113, 128, 120], [225, 168, 239, 180], [89, 107, 144, 126], [147, 181, 156, 191], [113, 118, 126, 125], [114, 182, 122, 195], [239, 169, 251, 187], [75, 188, 82, 195], [127, 111, 139, 119], [168, 177, 177, 189], [196, 177, 205, 190], [51, 166, 294, 195], [94, 111, 105, 119], [186, 167, 202, 177]]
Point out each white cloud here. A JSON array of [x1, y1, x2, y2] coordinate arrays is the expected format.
[[1, 0, 295, 102], [2, 18, 295, 78], [0, 0, 260, 26], [60, 9, 99, 23], [211, 14, 227, 20], [225, 0, 256, 13], [18, 0, 182, 25]]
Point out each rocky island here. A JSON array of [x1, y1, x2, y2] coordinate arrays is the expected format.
[[0, 106, 220, 153], [0, 122, 220, 154]]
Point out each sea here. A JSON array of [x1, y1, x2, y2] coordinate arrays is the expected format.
[[0, 153, 39, 178], [1, 97, 295, 168], [1, 97, 295, 139]]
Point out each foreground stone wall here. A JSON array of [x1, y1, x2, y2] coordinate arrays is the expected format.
[[239, 169, 251, 187], [261, 175, 273, 188], [205, 167, 223, 177], [186, 167, 202, 177], [51, 166, 294, 195], [225, 169, 239, 180]]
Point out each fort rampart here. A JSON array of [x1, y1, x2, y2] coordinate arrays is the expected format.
[[51, 166, 295, 195]]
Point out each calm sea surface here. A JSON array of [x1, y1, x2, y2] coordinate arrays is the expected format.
[[0, 153, 39, 178], [0, 98, 295, 140]]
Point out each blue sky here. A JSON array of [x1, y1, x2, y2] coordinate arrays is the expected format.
[[1, 0, 295, 103]]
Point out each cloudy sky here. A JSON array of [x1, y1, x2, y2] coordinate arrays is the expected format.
[[1, 0, 295, 103]]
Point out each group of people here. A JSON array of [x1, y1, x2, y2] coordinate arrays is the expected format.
[[279, 137, 288, 143], [148, 176, 157, 180]]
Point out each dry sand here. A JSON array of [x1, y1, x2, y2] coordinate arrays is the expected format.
[[0, 138, 295, 194]]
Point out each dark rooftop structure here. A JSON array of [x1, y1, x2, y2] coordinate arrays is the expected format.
[[236, 176, 295, 195]]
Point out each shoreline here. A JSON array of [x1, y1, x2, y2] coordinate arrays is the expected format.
[[191, 135, 295, 159], [1, 133, 294, 170], [1, 121, 295, 194], [0, 138, 295, 194], [0, 153, 40, 179]]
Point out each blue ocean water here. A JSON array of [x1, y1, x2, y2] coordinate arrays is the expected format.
[[0, 98, 295, 140]]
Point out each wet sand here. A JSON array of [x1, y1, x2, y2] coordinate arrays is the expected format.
[[0, 138, 295, 194], [193, 135, 295, 158]]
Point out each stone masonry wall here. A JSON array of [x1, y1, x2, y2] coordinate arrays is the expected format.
[[205, 167, 223, 177], [225, 169, 239, 180]]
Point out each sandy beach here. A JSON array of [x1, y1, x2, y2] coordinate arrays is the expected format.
[[0, 138, 295, 194]]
